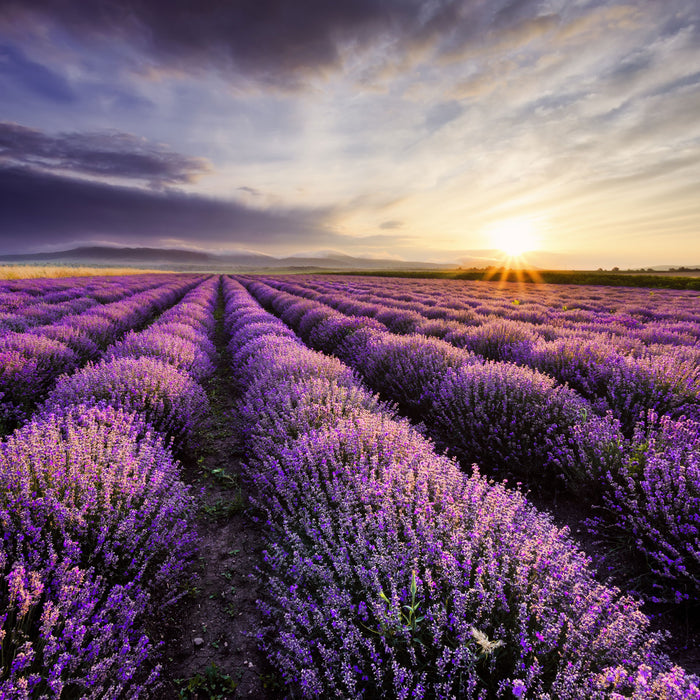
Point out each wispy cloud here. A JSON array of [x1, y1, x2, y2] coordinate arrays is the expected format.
[[0, 0, 591, 89], [379, 220, 404, 230], [0, 122, 210, 188], [0, 43, 75, 102]]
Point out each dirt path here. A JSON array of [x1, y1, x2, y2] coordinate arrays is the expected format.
[[152, 287, 278, 699]]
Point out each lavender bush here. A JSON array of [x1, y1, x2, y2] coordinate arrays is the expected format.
[[30, 324, 101, 361], [231, 334, 357, 393], [0, 404, 196, 599], [1, 551, 158, 698], [101, 277, 218, 382], [443, 317, 540, 363], [427, 361, 591, 483], [0, 276, 217, 693], [149, 320, 213, 349], [1, 276, 204, 433], [0, 336, 77, 432], [0, 404, 197, 696], [335, 330, 478, 417], [238, 278, 589, 486], [307, 315, 385, 355], [590, 664, 700, 698], [239, 375, 383, 463], [602, 354, 700, 433], [105, 328, 215, 381], [260, 276, 700, 434], [251, 414, 677, 698], [574, 412, 700, 602], [41, 357, 209, 447]]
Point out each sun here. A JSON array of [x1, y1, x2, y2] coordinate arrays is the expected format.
[[487, 218, 540, 258], [481, 217, 544, 286]]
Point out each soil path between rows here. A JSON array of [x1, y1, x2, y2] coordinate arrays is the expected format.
[[152, 286, 278, 699]]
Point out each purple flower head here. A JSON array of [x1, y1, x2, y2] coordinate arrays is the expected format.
[[0, 403, 196, 602], [41, 356, 209, 447]]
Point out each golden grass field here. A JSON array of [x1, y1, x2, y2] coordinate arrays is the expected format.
[[0, 265, 167, 280]]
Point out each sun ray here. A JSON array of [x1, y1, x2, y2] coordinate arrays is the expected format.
[[482, 217, 544, 288]]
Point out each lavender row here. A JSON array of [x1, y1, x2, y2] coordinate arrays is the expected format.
[[246, 276, 700, 435], [297, 275, 700, 343], [266, 277, 700, 361], [0, 275, 204, 434], [0, 277, 220, 695], [289, 276, 700, 368], [40, 276, 217, 448], [0, 405, 195, 697], [104, 276, 218, 381], [1, 275, 198, 424], [239, 277, 700, 606], [0, 274, 173, 333], [262, 270, 700, 350], [0, 273, 167, 299], [222, 276, 698, 699]]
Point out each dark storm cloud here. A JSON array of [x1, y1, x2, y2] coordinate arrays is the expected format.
[[0, 0, 556, 87], [0, 122, 210, 187], [0, 166, 336, 253], [0, 44, 76, 102], [2, 0, 408, 87]]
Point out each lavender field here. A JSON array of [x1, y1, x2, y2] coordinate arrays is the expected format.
[[1, 272, 699, 698]]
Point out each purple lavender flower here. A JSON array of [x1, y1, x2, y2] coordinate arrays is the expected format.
[[0, 403, 196, 604], [0, 400, 198, 695], [105, 328, 215, 380], [1, 551, 159, 697], [579, 411, 700, 602], [41, 356, 209, 447], [222, 275, 698, 698], [427, 360, 590, 483]]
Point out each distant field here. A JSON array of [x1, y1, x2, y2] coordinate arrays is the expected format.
[[0, 264, 166, 279], [634, 269, 700, 278], [333, 267, 700, 290]]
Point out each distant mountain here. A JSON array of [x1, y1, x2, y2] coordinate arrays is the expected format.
[[0, 246, 217, 264], [0, 246, 455, 271]]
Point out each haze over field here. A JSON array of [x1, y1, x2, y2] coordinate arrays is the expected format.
[[1, 1, 699, 269]]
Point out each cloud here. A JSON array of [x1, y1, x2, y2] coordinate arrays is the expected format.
[[0, 165, 342, 254], [0, 0, 579, 89], [0, 43, 76, 102], [379, 219, 404, 229], [493, 0, 544, 29], [0, 122, 210, 188], [424, 100, 463, 131], [1, 0, 409, 87], [237, 186, 262, 196]]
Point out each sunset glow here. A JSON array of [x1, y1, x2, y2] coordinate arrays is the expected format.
[[486, 219, 541, 259], [1, 1, 700, 269]]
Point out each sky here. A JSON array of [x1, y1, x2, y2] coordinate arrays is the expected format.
[[1, 0, 699, 269]]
